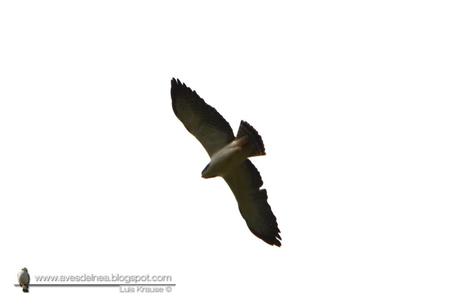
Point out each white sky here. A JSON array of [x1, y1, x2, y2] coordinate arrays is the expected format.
[[1, 1, 459, 305]]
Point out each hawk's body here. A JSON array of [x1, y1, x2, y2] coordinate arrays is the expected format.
[[202, 138, 248, 178], [171, 78, 281, 246]]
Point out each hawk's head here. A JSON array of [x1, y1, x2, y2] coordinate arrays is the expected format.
[[201, 163, 216, 179]]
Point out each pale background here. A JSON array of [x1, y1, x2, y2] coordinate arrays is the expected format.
[[1, 1, 459, 305]]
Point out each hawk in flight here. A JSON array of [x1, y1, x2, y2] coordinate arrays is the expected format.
[[171, 78, 281, 246]]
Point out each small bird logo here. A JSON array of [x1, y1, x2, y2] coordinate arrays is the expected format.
[[18, 267, 30, 293]]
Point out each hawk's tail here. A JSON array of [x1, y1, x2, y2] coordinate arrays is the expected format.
[[22, 286, 29, 293], [236, 121, 265, 157]]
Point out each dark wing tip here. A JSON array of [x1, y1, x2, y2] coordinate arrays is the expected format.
[[170, 77, 200, 101], [171, 78, 198, 116], [249, 226, 282, 247], [171, 77, 184, 88], [170, 77, 184, 97]]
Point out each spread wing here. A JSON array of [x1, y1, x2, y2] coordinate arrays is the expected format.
[[171, 78, 234, 156], [224, 160, 281, 246]]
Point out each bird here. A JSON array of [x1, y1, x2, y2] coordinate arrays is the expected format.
[[18, 267, 30, 292], [171, 78, 281, 246]]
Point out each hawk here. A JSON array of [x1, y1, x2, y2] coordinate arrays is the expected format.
[[171, 78, 281, 246], [18, 267, 30, 292]]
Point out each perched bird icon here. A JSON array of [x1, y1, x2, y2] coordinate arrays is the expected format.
[[171, 78, 281, 246], [18, 267, 30, 292]]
